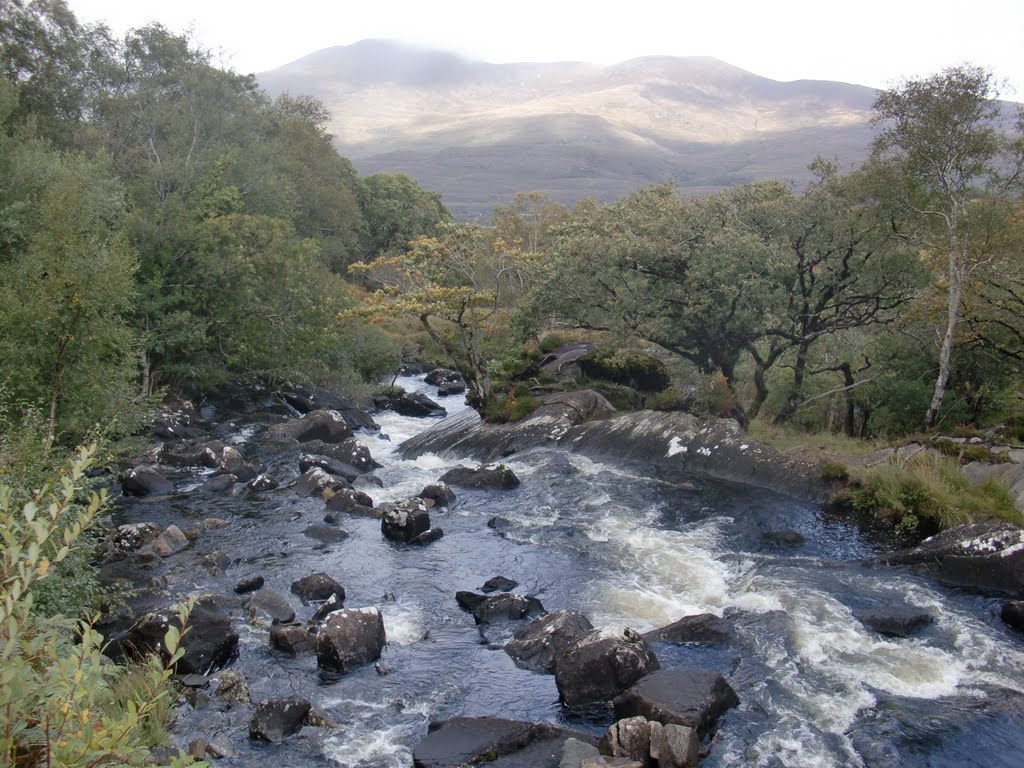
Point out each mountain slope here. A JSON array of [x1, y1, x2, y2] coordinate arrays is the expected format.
[[258, 40, 877, 218]]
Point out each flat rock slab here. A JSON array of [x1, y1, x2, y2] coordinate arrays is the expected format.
[[644, 613, 732, 645], [613, 669, 739, 735], [413, 716, 596, 768]]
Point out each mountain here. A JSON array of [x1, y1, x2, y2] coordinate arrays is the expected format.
[[258, 40, 877, 219]]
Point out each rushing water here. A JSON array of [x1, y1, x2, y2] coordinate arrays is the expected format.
[[119, 375, 1024, 767]]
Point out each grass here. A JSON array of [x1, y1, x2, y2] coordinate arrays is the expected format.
[[837, 452, 1022, 536], [748, 421, 885, 457]]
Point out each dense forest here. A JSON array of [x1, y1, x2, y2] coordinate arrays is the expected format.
[[1, 0, 1024, 764]]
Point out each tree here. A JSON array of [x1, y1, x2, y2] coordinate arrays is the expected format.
[[349, 223, 530, 406], [491, 191, 570, 255], [357, 172, 451, 260], [871, 65, 1024, 429]]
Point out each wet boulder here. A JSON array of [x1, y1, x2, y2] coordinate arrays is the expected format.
[[305, 437, 379, 472], [151, 525, 189, 557], [218, 446, 258, 481], [213, 669, 251, 706], [644, 613, 733, 645], [316, 607, 386, 673], [234, 575, 264, 594], [152, 399, 204, 439], [161, 440, 223, 468], [120, 465, 173, 496], [437, 379, 467, 396], [113, 522, 160, 552], [481, 575, 518, 593], [853, 606, 934, 638], [244, 588, 296, 625], [265, 409, 354, 444], [381, 498, 432, 543], [303, 524, 351, 545], [1002, 600, 1024, 632], [200, 474, 236, 493], [293, 467, 350, 498], [419, 482, 456, 507], [115, 595, 238, 675], [248, 473, 279, 492], [310, 593, 345, 624], [413, 716, 597, 768], [324, 487, 376, 518], [291, 572, 346, 605], [505, 610, 594, 673], [275, 382, 379, 431], [299, 453, 361, 483], [249, 697, 311, 743], [597, 717, 699, 768], [473, 593, 544, 625], [270, 624, 316, 656], [612, 669, 739, 735], [375, 390, 447, 418], [554, 626, 660, 707], [762, 529, 806, 548], [879, 522, 1024, 594], [425, 367, 462, 387], [439, 464, 520, 490]]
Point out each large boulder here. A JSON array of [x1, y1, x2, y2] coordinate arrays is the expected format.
[[325, 487, 376, 518], [381, 499, 432, 543], [853, 605, 934, 638], [304, 438, 379, 472], [291, 572, 346, 605], [425, 367, 462, 387], [218, 446, 258, 481], [878, 522, 1024, 595], [598, 717, 699, 768], [114, 595, 238, 675], [554, 626, 660, 707], [270, 624, 316, 656], [275, 382, 379, 431], [375, 391, 447, 418], [1002, 600, 1024, 632], [505, 610, 594, 673], [413, 716, 597, 768], [265, 409, 353, 444], [120, 465, 173, 496], [644, 613, 733, 645], [612, 669, 739, 735], [112, 522, 160, 552], [151, 525, 189, 557], [577, 348, 671, 393], [292, 467, 350, 498], [420, 482, 456, 507], [249, 697, 311, 743], [160, 440, 223, 468], [316, 607, 386, 673], [244, 588, 296, 625], [439, 464, 520, 490], [299, 454, 361, 483]]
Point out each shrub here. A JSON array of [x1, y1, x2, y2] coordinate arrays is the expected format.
[[577, 347, 670, 392], [538, 334, 568, 354], [647, 387, 691, 412], [931, 438, 1010, 465], [0, 445, 203, 767], [482, 390, 539, 423], [820, 460, 850, 482]]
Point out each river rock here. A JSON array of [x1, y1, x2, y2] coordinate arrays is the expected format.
[[120, 465, 173, 496], [562, 737, 601, 767], [438, 379, 467, 396], [425, 367, 462, 386], [612, 669, 739, 735], [554, 626, 660, 707], [245, 588, 295, 625], [439, 464, 520, 490], [113, 522, 160, 552], [299, 453, 361, 483], [234, 574, 264, 594], [481, 575, 518, 593], [413, 716, 597, 768], [644, 613, 733, 645], [218, 446, 258, 481], [381, 498, 432, 543], [305, 437, 379, 472], [293, 467, 350, 497], [325, 487, 376, 517], [310, 593, 345, 624], [879, 522, 1024, 594], [1002, 600, 1024, 631], [420, 482, 456, 507], [270, 624, 316, 656], [115, 595, 238, 675], [411, 527, 445, 545], [200, 474, 236, 492], [152, 400, 204, 440], [474, 593, 544, 625], [248, 473, 279, 492], [506, 610, 595, 673], [152, 525, 189, 557], [599, 716, 653, 765], [854, 606, 934, 637], [161, 440, 223, 468], [275, 382, 379, 431], [375, 391, 447, 418], [291, 572, 346, 605], [762, 529, 806, 547], [316, 607, 386, 673], [249, 697, 311, 743], [212, 669, 251, 706], [265, 409, 354, 444], [304, 524, 351, 544]]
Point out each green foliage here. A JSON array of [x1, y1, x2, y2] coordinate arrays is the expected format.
[[647, 387, 691, 412], [820, 460, 850, 482], [537, 334, 568, 354], [930, 438, 1010, 464], [578, 347, 670, 393], [841, 453, 1021, 535], [357, 172, 451, 260], [482, 388, 539, 424]]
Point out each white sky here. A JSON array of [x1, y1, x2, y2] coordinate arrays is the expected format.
[[66, 0, 1024, 100]]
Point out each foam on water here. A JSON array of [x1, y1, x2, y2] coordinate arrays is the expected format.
[[382, 601, 427, 647]]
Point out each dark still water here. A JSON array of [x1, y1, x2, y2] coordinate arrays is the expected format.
[[116, 376, 1024, 767]]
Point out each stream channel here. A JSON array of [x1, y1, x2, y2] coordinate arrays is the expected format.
[[117, 375, 1024, 767]]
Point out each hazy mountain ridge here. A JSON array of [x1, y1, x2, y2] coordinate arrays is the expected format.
[[258, 40, 878, 218]]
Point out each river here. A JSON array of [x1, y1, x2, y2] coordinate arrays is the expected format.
[[121, 375, 1024, 766]]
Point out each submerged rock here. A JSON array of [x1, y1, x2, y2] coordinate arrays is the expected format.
[[854, 606, 934, 638], [120, 465, 173, 496], [439, 464, 521, 490]]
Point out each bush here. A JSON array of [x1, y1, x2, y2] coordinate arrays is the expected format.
[[647, 387, 692, 412], [820, 460, 850, 482], [931, 438, 1010, 465], [482, 389, 539, 423], [577, 347, 670, 392], [538, 334, 568, 354], [0, 445, 203, 767]]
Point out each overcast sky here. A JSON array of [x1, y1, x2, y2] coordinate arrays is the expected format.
[[66, 0, 1024, 99]]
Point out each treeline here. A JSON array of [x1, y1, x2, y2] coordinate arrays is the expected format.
[[0, 0, 451, 448], [360, 71, 1024, 437]]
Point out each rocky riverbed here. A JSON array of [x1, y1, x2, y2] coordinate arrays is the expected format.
[[97, 373, 1024, 767]]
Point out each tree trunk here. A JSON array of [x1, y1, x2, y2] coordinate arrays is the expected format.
[[840, 362, 857, 437], [747, 359, 770, 422], [45, 341, 67, 451], [924, 237, 965, 430], [774, 339, 812, 424]]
